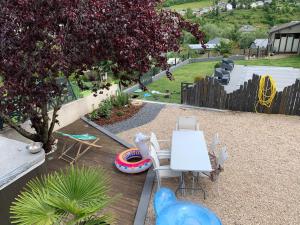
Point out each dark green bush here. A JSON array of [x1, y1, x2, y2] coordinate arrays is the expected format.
[[214, 62, 221, 68], [90, 110, 100, 120], [116, 111, 124, 117], [111, 91, 130, 108], [98, 99, 112, 119]]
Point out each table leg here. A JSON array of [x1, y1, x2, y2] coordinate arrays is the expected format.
[[181, 172, 186, 196]]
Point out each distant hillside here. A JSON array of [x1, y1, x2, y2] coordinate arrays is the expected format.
[[163, 0, 213, 8], [166, 0, 213, 10], [202, 6, 300, 29]]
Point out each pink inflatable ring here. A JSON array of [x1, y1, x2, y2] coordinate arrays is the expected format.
[[115, 148, 152, 174]]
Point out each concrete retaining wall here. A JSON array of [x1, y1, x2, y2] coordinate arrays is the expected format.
[[189, 55, 245, 63], [123, 59, 190, 93], [124, 56, 246, 94], [21, 84, 118, 133], [50, 84, 118, 131]]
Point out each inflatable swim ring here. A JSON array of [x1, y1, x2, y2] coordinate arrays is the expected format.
[[115, 148, 152, 174]]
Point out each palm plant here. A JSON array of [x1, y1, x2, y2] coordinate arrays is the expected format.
[[10, 166, 114, 225]]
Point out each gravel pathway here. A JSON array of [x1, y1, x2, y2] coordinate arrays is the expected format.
[[118, 105, 300, 225], [103, 103, 165, 134]]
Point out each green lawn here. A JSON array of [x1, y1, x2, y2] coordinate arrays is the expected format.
[[135, 55, 300, 103], [169, 0, 212, 11], [236, 56, 300, 68], [135, 61, 216, 103]]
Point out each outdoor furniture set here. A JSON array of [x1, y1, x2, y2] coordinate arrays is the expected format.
[[149, 116, 228, 198], [214, 58, 234, 85]]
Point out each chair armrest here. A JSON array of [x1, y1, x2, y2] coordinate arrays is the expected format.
[[157, 150, 171, 154], [158, 155, 171, 160], [154, 167, 172, 171], [157, 139, 171, 142]]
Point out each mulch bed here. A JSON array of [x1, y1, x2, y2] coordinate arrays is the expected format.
[[93, 103, 144, 126]]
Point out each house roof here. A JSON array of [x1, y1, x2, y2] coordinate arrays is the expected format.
[[269, 21, 300, 33], [188, 44, 203, 50], [250, 39, 268, 49]]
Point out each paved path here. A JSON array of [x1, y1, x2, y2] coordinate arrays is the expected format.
[[225, 65, 300, 93], [104, 103, 165, 134]]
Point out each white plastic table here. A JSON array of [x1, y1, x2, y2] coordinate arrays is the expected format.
[[171, 130, 212, 196], [171, 130, 212, 172]]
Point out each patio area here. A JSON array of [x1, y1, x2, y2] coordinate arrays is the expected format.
[[47, 119, 147, 225], [117, 103, 300, 225]]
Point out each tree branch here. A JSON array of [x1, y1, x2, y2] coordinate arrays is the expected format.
[[48, 104, 60, 138], [0, 113, 39, 141]]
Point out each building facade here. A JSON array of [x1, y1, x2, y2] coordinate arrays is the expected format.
[[268, 21, 300, 54]]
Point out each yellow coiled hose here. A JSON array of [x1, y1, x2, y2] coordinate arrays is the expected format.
[[255, 75, 277, 112]]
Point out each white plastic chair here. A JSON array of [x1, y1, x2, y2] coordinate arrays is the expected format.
[[176, 116, 200, 131], [150, 132, 171, 159], [216, 146, 228, 170], [209, 133, 220, 155], [192, 146, 228, 197], [149, 145, 182, 190]]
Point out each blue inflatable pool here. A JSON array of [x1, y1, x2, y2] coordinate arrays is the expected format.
[[154, 188, 222, 225]]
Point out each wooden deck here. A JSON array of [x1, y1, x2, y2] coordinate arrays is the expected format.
[[47, 119, 146, 225]]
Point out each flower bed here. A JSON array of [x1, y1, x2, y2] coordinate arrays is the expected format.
[[88, 91, 144, 126]]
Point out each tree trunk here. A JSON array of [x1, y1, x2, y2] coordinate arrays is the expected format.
[[0, 103, 60, 153]]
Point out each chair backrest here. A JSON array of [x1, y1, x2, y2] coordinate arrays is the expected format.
[[150, 132, 161, 152], [149, 145, 160, 169], [210, 133, 219, 155], [134, 133, 150, 159], [217, 146, 228, 169], [176, 116, 199, 131]]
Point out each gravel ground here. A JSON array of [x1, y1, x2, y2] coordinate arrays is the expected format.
[[104, 103, 165, 134], [118, 104, 300, 225]]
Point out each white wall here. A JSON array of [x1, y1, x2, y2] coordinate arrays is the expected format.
[[50, 84, 118, 131], [21, 84, 118, 133]]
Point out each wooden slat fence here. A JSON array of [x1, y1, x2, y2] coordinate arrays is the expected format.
[[181, 74, 300, 116]]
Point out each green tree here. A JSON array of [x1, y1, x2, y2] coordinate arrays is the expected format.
[[221, 24, 241, 41], [239, 32, 256, 49], [10, 167, 113, 225], [202, 23, 222, 41], [214, 41, 233, 55]]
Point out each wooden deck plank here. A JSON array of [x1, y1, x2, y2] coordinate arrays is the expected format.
[[46, 119, 146, 225]]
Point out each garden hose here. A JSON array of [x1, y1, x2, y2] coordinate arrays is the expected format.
[[255, 75, 277, 112]]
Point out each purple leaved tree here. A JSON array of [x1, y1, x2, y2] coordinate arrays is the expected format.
[[0, 0, 204, 153]]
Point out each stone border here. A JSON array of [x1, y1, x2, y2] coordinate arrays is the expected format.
[[81, 116, 154, 225], [132, 99, 229, 112]]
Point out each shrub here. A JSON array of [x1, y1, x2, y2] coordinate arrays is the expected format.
[[214, 62, 221, 68], [223, 54, 229, 58], [90, 110, 100, 120], [98, 99, 112, 119], [111, 91, 130, 108], [194, 76, 204, 83], [116, 111, 124, 117]]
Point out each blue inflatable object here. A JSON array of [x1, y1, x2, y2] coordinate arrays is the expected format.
[[154, 188, 222, 225]]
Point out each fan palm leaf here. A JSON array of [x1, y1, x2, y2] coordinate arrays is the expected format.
[[47, 166, 112, 222], [10, 166, 113, 225], [10, 177, 64, 225]]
